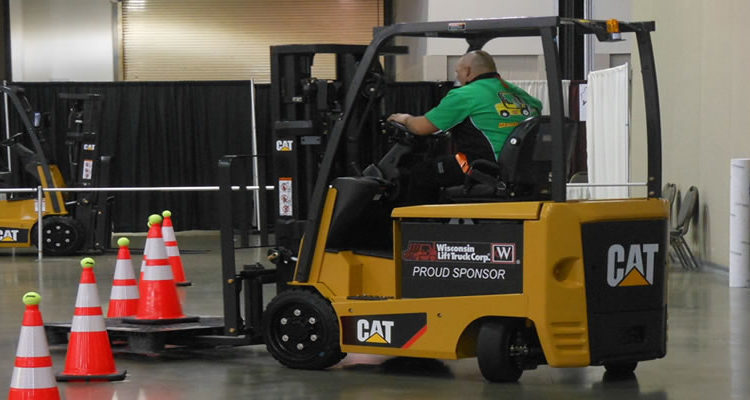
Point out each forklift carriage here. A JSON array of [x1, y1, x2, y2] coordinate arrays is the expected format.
[[261, 16, 667, 382]]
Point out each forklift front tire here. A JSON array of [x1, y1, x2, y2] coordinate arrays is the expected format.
[[31, 216, 85, 256], [477, 320, 523, 383], [262, 288, 346, 370]]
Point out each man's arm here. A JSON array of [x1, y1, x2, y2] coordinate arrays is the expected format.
[[387, 113, 439, 136]]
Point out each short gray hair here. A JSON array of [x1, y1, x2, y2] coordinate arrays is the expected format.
[[463, 50, 496, 73]]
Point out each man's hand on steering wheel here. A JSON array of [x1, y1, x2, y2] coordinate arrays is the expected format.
[[386, 119, 410, 133], [387, 113, 412, 127], [387, 113, 440, 136]]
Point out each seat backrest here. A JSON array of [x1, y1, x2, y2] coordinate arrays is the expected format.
[[675, 186, 698, 234], [569, 171, 588, 183], [662, 183, 676, 206], [497, 116, 578, 195]]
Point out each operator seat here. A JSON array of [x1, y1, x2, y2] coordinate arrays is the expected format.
[[441, 116, 578, 203]]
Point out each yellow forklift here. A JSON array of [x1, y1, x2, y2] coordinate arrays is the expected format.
[[262, 17, 667, 382], [0, 86, 110, 255]]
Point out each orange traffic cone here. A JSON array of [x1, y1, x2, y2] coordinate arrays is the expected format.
[[9, 292, 61, 400], [139, 219, 153, 282], [57, 258, 126, 382], [124, 214, 198, 325], [161, 210, 191, 286], [107, 237, 139, 318]]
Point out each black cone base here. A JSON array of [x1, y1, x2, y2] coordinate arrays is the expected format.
[[122, 315, 199, 325], [56, 369, 127, 382]]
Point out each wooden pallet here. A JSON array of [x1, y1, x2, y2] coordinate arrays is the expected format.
[[45, 317, 261, 354]]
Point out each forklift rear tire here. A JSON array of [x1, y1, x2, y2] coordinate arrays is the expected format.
[[31, 216, 85, 256], [477, 320, 523, 383], [262, 288, 346, 370]]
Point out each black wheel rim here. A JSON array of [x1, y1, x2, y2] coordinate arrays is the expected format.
[[269, 302, 327, 361], [44, 221, 78, 252]]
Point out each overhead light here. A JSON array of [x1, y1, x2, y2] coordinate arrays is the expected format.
[[606, 19, 621, 40]]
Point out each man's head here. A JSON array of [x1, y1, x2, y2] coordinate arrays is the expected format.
[[454, 50, 497, 86]]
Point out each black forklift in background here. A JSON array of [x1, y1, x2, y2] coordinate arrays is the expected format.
[[59, 92, 114, 253], [270, 43, 408, 282], [0, 85, 112, 255]]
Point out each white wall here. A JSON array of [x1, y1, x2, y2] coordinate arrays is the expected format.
[[424, 0, 556, 56], [631, 0, 750, 268], [10, 0, 114, 82], [592, 0, 633, 56], [392, 0, 635, 81], [393, 0, 429, 81], [393, 0, 555, 81]]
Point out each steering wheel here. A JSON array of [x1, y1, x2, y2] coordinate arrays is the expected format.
[[384, 120, 418, 147], [386, 120, 409, 133], [0, 131, 24, 147]]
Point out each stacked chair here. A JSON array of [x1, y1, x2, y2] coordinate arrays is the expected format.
[[663, 183, 700, 270]]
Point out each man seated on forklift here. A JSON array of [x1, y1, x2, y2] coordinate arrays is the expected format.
[[387, 50, 542, 205]]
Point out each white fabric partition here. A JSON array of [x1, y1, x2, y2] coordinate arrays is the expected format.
[[510, 80, 571, 117], [585, 63, 630, 199], [730, 158, 750, 287], [511, 80, 581, 199]]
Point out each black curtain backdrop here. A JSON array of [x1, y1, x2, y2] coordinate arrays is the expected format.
[[3, 81, 450, 232]]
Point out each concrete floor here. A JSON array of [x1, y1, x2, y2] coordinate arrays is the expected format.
[[1, 232, 748, 400]]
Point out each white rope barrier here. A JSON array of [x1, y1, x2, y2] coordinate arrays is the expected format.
[[0, 188, 36, 193]]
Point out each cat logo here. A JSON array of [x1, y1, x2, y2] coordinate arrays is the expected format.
[[342, 313, 426, 348], [0, 229, 20, 242], [607, 243, 659, 287], [356, 319, 394, 344], [83, 144, 96, 151], [276, 140, 293, 152]]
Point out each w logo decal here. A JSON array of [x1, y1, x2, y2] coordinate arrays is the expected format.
[[492, 244, 515, 264]]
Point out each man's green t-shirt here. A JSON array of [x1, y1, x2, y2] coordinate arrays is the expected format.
[[425, 74, 542, 161]]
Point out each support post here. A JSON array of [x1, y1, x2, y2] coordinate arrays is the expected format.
[[36, 185, 42, 261]]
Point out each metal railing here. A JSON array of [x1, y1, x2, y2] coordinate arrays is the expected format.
[[566, 182, 646, 187], [0, 184, 275, 261]]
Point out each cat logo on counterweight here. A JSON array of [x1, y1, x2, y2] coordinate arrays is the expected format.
[[607, 243, 659, 287]]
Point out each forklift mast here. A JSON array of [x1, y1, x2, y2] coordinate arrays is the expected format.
[[270, 44, 402, 261], [59, 93, 112, 252]]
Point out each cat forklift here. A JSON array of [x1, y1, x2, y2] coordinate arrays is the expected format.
[[261, 17, 667, 382], [0, 85, 111, 255]]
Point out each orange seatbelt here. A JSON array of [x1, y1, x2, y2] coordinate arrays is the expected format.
[[455, 152, 470, 174]]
